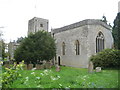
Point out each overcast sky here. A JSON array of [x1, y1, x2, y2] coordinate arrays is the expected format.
[[0, 0, 119, 43]]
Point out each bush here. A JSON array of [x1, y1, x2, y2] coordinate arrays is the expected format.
[[1, 61, 25, 88], [90, 49, 120, 69]]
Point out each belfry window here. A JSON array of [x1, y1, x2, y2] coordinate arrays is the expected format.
[[96, 32, 104, 53], [75, 40, 80, 55], [62, 42, 65, 55]]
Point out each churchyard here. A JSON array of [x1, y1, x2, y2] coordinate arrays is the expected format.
[[1, 62, 118, 88]]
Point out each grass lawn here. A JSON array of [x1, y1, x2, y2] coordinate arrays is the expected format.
[[11, 66, 118, 88]]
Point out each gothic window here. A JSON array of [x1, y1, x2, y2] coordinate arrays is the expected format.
[[96, 32, 104, 53], [62, 42, 65, 55], [75, 40, 80, 55]]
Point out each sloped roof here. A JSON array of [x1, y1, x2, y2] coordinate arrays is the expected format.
[[52, 19, 111, 34]]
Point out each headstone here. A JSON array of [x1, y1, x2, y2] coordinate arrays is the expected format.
[[4, 64, 10, 68], [36, 64, 41, 70], [43, 60, 46, 65], [19, 62, 23, 64], [27, 64, 33, 70], [45, 62, 51, 69], [95, 67, 101, 72], [40, 65, 44, 69], [88, 61, 94, 73], [56, 64, 60, 72]]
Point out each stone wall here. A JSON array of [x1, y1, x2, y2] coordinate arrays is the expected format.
[[52, 19, 113, 68], [28, 17, 49, 35]]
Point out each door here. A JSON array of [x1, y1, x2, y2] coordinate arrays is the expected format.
[[58, 56, 60, 65]]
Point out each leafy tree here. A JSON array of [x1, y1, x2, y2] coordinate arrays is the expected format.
[[0, 40, 5, 60], [112, 13, 120, 50], [2, 40, 6, 59], [14, 30, 56, 64], [16, 37, 24, 43]]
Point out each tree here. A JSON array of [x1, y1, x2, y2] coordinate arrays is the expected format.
[[2, 40, 5, 60], [14, 30, 56, 64], [112, 13, 120, 50], [0, 31, 5, 60], [16, 37, 24, 43]]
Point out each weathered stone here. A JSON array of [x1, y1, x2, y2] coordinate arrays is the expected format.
[[27, 17, 113, 69], [51, 19, 113, 68], [56, 65, 60, 72], [28, 17, 48, 35], [19, 62, 23, 64], [88, 61, 94, 73], [4, 64, 10, 68], [44, 62, 51, 69], [27, 64, 33, 70], [40, 65, 44, 69], [36, 64, 42, 70], [95, 67, 101, 72]]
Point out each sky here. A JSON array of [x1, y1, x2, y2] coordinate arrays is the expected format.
[[0, 0, 119, 43]]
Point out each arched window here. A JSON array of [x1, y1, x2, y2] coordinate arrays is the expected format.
[[75, 40, 80, 55], [96, 32, 104, 53], [62, 42, 65, 55]]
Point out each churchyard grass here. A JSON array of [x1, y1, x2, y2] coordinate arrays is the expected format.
[[10, 66, 118, 88]]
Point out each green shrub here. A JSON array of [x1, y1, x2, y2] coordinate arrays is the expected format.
[[90, 49, 120, 69], [1, 61, 24, 88]]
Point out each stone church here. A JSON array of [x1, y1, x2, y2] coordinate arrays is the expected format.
[[28, 17, 113, 68]]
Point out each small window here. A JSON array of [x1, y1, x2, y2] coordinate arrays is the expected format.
[[40, 24, 43, 27], [62, 42, 65, 55], [75, 40, 80, 55]]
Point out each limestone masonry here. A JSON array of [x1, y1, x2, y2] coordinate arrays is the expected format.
[[28, 17, 48, 35], [28, 17, 113, 68]]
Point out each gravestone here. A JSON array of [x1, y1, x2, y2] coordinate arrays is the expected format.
[[40, 65, 44, 69], [44, 62, 51, 69], [27, 64, 33, 70], [56, 64, 60, 72], [88, 61, 94, 73], [95, 67, 101, 72], [4, 64, 10, 68], [19, 62, 23, 64], [36, 64, 41, 70]]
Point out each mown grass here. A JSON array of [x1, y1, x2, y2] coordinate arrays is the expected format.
[[10, 66, 118, 88]]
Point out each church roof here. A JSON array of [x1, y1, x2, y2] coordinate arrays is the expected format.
[[52, 19, 111, 34]]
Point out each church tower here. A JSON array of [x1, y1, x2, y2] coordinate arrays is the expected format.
[[28, 17, 49, 35], [118, 1, 120, 13]]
